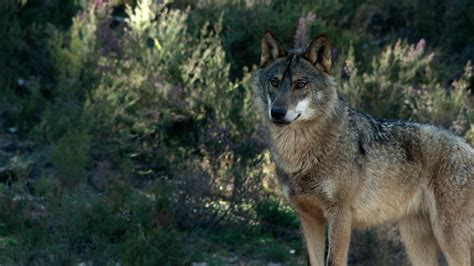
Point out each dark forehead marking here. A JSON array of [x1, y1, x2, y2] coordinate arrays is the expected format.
[[281, 54, 295, 83], [293, 53, 302, 64]]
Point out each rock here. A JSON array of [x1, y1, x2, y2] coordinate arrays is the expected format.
[[191, 262, 208, 266], [266, 263, 282, 266]]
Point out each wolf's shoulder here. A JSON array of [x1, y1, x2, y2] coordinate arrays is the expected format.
[[346, 106, 472, 151]]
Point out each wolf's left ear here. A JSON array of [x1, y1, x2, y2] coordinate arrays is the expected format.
[[303, 34, 332, 73], [260, 31, 286, 67]]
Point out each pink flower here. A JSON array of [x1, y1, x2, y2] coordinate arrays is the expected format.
[[294, 12, 316, 49]]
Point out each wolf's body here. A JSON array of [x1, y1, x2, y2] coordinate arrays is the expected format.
[[254, 32, 474, 266]]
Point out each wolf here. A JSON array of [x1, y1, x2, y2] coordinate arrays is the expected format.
[[253, 31, 474, 266]]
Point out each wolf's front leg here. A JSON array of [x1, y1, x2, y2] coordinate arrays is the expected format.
[[327, 210, 352, 266], [300, 213, 325, 266]]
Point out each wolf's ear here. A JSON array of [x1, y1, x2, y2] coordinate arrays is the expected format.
[[303, 34, 331, 73], [260, 31, 286, 67]]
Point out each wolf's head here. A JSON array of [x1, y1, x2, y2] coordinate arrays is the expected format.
[[254, 31, 337, 126]]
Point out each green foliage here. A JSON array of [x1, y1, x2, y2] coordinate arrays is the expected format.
[[0, 0, 472, 264], [2, 0, 269, 261], [187, 0, 331, 77], [0, 177, 184, 264], [262, 243, 290, 263], [51, 129, 91, 190], [340, 40, 434, 119], [4, 154, 33, 182], [340, 40, 472, 136], [256, 196, 299, 235], [1, 79, 46, 133], [181, 19, 239, 126]]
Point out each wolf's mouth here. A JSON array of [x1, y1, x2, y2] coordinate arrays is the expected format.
[[271, 113, 301, 125]]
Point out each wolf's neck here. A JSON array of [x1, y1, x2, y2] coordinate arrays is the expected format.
[[268, 98, 346, 174]]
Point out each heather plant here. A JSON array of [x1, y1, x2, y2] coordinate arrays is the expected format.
[[340, 39, 433, 120], [84, 1, 270, 234], [293, 12, 316, 49], [340, 39, 473, 138], [419, 62, 473, 134], [181, 19, 239, 127]]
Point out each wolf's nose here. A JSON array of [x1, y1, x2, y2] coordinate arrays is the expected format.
[[271, 107, 287, 120]]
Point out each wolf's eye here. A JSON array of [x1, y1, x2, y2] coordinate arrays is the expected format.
[[295, 81, 307, 89], [270, 78, 279, 87]]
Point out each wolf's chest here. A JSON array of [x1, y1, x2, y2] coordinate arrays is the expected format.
[[271, 134, 324, 178], [276, 161, 339, 209]]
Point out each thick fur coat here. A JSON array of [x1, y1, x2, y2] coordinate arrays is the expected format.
[[253, 31, 474, 266]]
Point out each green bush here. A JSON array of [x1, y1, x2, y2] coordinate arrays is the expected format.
[[262, 243, 290, 263], [51, 129, 91, 190], [256, 196, 299, 236], [340, 40, 472, 136]]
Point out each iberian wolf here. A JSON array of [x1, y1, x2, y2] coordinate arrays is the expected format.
[[253, 31, 474, 266]]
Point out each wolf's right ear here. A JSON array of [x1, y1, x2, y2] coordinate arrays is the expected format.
[[260, 31, 286, 67], [303, 34, 332, 73]]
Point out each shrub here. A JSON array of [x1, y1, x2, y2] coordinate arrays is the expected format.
[[340, 39, 434, 120], [51, 129, 91, 190], [340, 40, 473, 136]]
